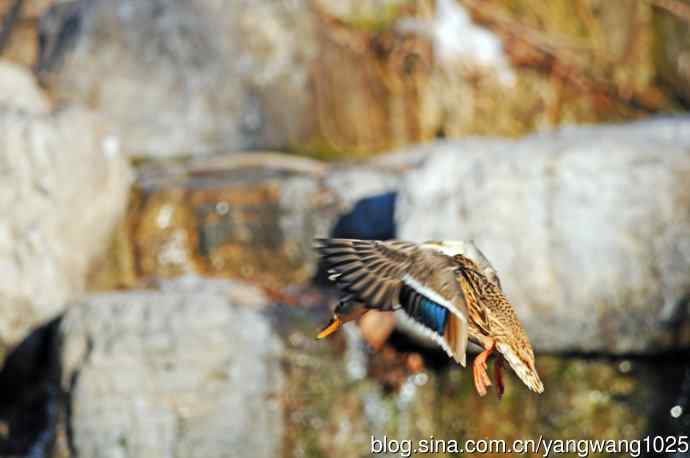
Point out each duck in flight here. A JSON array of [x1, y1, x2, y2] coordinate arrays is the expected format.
[[315, 238, 543, 398]]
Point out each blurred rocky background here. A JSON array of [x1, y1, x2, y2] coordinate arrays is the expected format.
[[0, 0, 689, 457]]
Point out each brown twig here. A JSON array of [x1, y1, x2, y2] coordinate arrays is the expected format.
[[649, 0, 690, 23]]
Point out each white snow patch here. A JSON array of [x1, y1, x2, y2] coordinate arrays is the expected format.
[[398, 0, 515, 85]]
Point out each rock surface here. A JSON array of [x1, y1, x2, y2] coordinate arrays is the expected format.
[[0, 0, 52, 67], [274, 295, 688, 457], [60, 277, 283, 458], [0, 59, 51, 113], [37, 0, 681, 159], [397, 118, 690, 354], [655, 3, 690, 104], [91, 153, 405, 291], [56, 277, 690, 458], [39, 0, 315, 158], [94, 118, 690, 354], [0, 63, 132, 353]]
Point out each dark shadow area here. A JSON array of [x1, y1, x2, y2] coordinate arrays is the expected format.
[[330, 192, 396, 241], [0, 318, 62, 458], [640, 352, 690, 457], [385, 329, 452, 372], [37, 0, 85, 77], [314, 192, 397, 286]]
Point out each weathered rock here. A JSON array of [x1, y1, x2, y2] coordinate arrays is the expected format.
[[0, 59, 50, 113], [93, 118, 690, 354], [37, 0, 684, 159], [0, 68, 132, 352], [128, 154, 338, 287], [299, 0, 675, 155], [57, 277, 690, 457], [277, 296, 689, 458], [0, 0, 53, 18], [397, 117, 690, 354], [655, 3, 690, 104], [37, 0, 438, 159], [78, 113, 690, 357], [0, 0, 53, 67], [60, 277, 282, 458], [39, 0, 315, 158], [91, 153, 405, 291]]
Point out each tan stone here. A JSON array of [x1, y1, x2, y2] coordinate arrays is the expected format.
[[0, 59, 50, 112], [0, 74, 131, 351]]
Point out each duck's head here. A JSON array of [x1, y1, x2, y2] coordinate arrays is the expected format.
[[496, 336, 544, 394]]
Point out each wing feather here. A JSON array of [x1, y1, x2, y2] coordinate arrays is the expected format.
[[315, 238, 417, 311], [315, 238, 470, 365]]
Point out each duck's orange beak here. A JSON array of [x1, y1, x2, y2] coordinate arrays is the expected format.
[[316, 316, 343, 339]]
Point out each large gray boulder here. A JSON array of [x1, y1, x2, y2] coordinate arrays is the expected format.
[[397, 118, 690, 354], [60, 277, 283, 458], [0, 63, 132, 354], [39, 0, 314, 158]]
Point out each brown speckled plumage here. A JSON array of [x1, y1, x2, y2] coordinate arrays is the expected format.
[[454, 254, 543, 395]]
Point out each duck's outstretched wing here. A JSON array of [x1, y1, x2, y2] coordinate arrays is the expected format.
[[314, 238, 469, 365], [315, 238, 417, 310]]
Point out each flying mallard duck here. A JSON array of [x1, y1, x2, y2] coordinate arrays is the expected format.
[[315, 238, 543, 398]]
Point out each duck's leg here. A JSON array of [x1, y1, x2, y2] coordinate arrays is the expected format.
[[494, 356, 504, 400], [472, 339, 495, 397]]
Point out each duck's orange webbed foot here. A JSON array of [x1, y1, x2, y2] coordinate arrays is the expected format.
[[494, 356, 505, 400], [472, 339, 495, 397], [472, 359, 491, 396]]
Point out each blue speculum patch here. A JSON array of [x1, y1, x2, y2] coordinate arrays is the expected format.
[[419, 298, 448, 334]]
